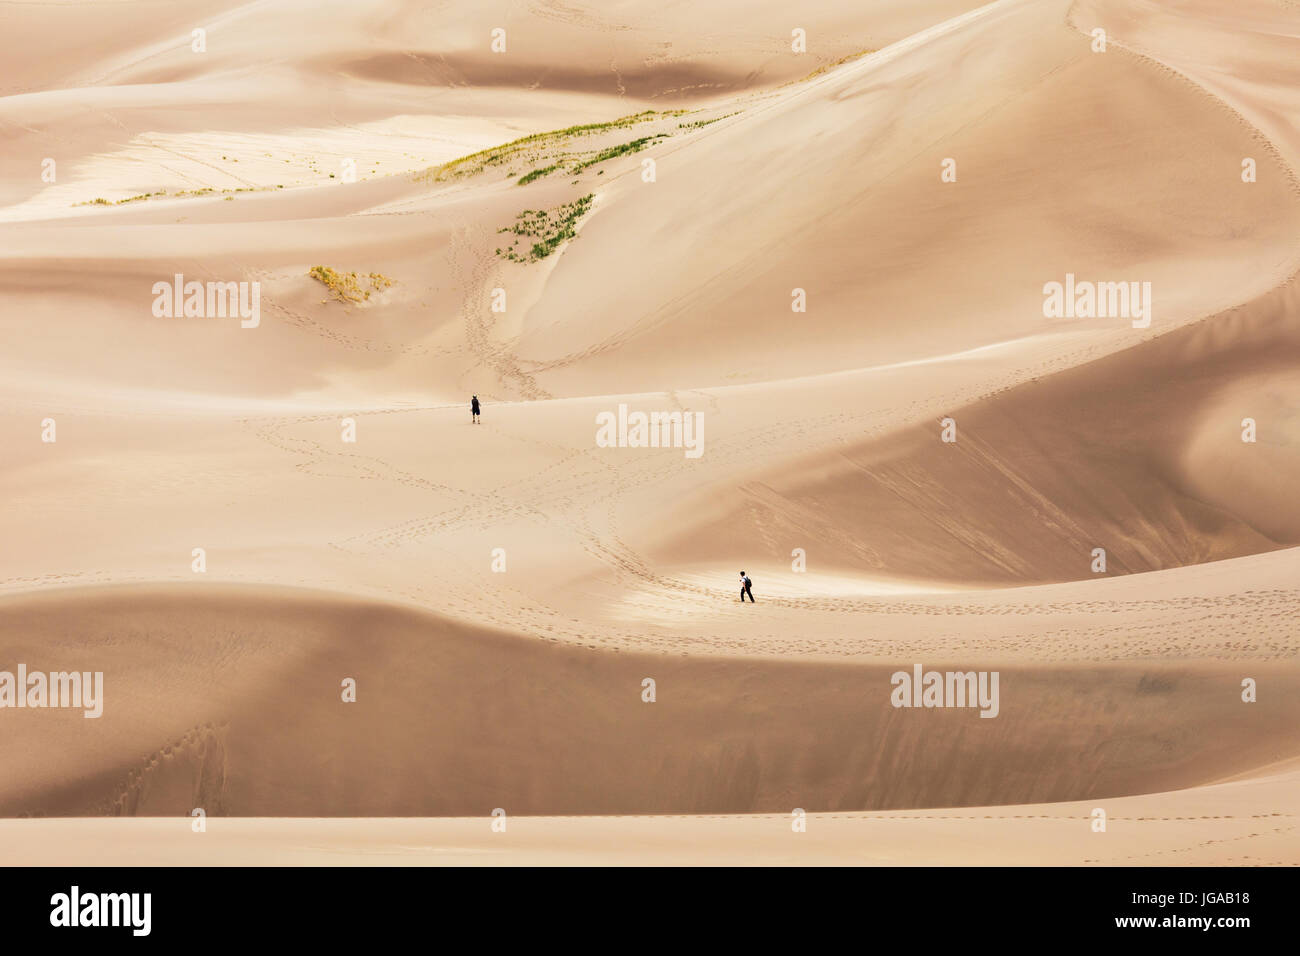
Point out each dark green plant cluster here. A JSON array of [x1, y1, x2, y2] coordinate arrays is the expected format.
[[517, 163, 561, 185], [571, 135, 667, 173], [495, 194, 594, 263], [678, 112, 739, 130]]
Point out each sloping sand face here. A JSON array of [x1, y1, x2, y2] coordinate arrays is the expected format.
[[679, 280, 1300, 585], [6, 762, 1300, 866], [1, 585, 1297, 818], [2, 0, 1300, 863]]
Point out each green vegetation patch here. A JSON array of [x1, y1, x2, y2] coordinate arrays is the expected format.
[[678, 111, 740, 130], [517, 163, 562, 186], [418, 110, 685, 184], [495, 194, 594, 263], [571, 135, 667, 173]]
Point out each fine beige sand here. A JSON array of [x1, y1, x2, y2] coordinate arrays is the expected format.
[[2, 0, 1299, 865], [7, 762, 1300, 866]]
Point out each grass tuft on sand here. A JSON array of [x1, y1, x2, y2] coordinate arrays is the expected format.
[[308, 266, 395, 303], [495, 194, 594, 263], [418, 111, 686, 184]]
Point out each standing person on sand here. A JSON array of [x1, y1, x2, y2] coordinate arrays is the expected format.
[[471, 395, 481, 424], [740, 570, 754, 603]]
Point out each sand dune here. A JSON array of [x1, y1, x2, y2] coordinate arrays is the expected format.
[[2, 0, 1299, 864], [514, 0, 1300, 396], [680, 279, 1300, 584], [7, 760, 1299, 866], [2, 584, 1297, 818]]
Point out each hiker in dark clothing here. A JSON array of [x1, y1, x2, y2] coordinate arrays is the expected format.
[[471, 395, 481, 423], [740, 571, 754, 603]]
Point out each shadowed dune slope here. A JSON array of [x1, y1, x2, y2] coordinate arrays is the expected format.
[[1, 0, 987, 95], [2, 585, 1297, 817], [661, 279, 1300, 585]]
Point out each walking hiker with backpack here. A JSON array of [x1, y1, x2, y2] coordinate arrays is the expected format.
[[740, 571, 754, 603], [471, 395, 481, 423]]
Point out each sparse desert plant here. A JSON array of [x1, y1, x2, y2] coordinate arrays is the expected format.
[[308, 266, 395, 303], [495, 194, 594, 263], [518, 163, 562, 186], [678, 111, 740, 130], [74, 184, 273, 208], [794, 49, 875, 84], [572, 135, 667, 172], [417, 110, 686, 183], [75, 191, 167, 207]]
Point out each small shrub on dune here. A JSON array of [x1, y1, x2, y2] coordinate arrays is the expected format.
[[308, 266, 395, 303]]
